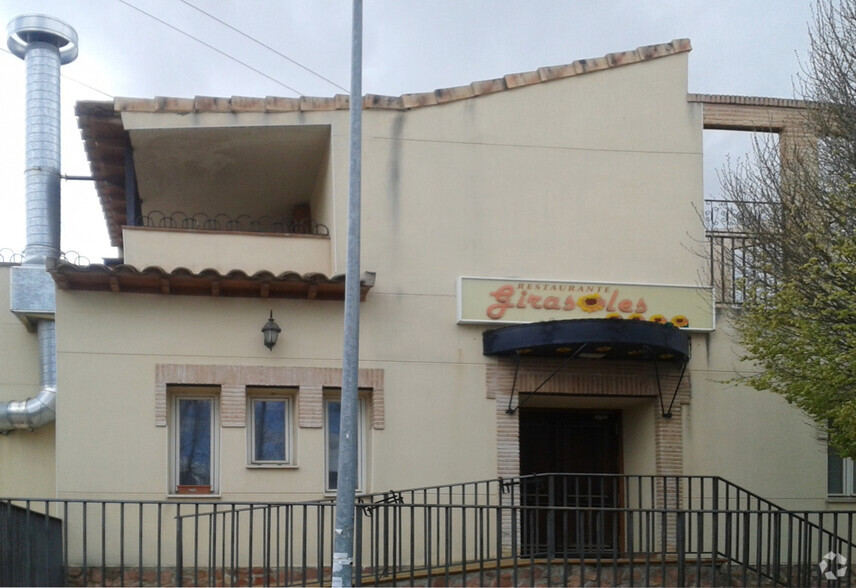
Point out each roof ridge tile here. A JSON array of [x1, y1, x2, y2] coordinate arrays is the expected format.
[[264, 96, 300, 112], [401, 91, 438, 109], [503, 70, 541, 89], [230, 96, 267, 112], [101, 39, 693, 116], [470, 77, 507, 96]]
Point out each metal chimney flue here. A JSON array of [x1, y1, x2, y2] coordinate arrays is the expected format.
[[1, 15, 77, 433], [8, 14, 78, 265]]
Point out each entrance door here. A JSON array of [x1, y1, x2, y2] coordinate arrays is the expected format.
[[518, 409, 622, 556]]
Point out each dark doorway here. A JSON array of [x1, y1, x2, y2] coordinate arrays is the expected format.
[[518, 408, 622, 557]]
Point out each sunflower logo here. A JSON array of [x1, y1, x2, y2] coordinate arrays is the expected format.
[[671, 315, 690, 328], [578, 294, 605, 313], [628, 313, 645, 321], [650, 314, 668, 324], [605, 313, 622, 319]]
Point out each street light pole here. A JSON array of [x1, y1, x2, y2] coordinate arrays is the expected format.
[[332, 0, 362, 586]]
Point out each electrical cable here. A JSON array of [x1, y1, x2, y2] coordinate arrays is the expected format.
[[115, 0, 304, 95], [178, 0, 348, 93], [1, 47, 113, 98]]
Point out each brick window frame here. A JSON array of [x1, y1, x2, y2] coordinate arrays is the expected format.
[[155, 364, 384, 431]]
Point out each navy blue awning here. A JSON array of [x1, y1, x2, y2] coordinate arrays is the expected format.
[[482, 318, 689, 362]]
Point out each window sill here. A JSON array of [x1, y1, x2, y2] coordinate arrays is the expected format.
[[246, 464, 298, 469], [167, 493, 222, 499], [827, 496, 856, 503], [323, 490, 363, 498]]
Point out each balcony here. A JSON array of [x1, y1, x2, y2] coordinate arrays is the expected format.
[[122, 211, 332, 276], [705, 198, 778, 306]]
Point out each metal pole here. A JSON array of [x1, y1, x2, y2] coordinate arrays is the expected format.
[[333, 0, 362, 586]]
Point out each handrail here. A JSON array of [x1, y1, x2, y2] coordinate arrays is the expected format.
[[4, 475, 856, 587]]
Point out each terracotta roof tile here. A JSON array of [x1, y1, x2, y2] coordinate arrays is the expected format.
[[400, 91, 438, 109], [193, 96, 231, 112], [265, 96, 300, 112], [298, 96, 338, 111], [363, 94, 405, 109], [575, 56, 610, 74], [113, 97, 155, 112], [536, 63, 577, 82], [155, 97, 194, 112], [96, 39, 693, 117], [434, 84, 476, 103], [333, 94, 350, 109], [503, 70, 541, 89], [48, 259, 377, 301], [470, 77, 507, 96], [76, 39, 695, 248], [229, 96, 267, 112], [606, 49, 642, 67]]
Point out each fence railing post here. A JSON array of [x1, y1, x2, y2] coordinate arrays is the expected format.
[[175, 516, 183, 588], [355, 503, 363, 587], [676, 510, 686, 587]]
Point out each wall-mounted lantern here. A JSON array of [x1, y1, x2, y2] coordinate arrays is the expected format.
[[261, 310, 281, 351]]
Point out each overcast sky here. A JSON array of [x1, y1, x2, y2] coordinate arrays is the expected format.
[[0, 0, 814, 262]]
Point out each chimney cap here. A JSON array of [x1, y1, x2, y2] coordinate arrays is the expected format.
[[7, 14, 78, 64]]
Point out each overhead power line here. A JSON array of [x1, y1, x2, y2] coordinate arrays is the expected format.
[[178, 0, 348, 93], [116, 0, 304, 96], [1, 47, 113, 98]]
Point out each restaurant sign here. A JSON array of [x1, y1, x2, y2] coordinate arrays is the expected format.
[[457, 277, 714, 331]]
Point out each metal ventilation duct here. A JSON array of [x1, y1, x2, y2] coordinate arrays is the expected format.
[[8, 14, 78, 265], [1, 15, 77, 433]]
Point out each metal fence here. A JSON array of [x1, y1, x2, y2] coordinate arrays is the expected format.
[[0, 501, 63, 586], [3, 475, 856, 586], [704, 198, 781, 306]]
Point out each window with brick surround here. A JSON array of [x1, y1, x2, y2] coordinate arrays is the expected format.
[[324, 395, 367, 493], [169, 386, 219, 495], [247, 388, 295, 467]]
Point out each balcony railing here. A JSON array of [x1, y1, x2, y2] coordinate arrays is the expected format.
[[705, 198, 780, 306], [140, 211, 329, 237], [3, 475, 855, 587]]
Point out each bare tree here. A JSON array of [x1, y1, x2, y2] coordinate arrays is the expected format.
[[720, 0, 856, 457]]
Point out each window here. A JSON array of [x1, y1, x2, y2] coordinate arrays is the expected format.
[[170, 388, 219, 495], [828, 446, 856, 497], [247, 390, 294, 466], [324, 396, 366, 493]]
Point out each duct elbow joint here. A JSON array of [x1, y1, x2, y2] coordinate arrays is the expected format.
[[0, 386, 56, 432]]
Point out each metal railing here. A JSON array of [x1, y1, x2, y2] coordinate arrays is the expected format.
[[704, 198, 780, 306], [3, 475, 856, 586], [0, 498, 336, 587], [140, 211, 329, 236], [355, 474, 856, 586]]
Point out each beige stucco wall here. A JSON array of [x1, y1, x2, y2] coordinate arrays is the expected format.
[[0, 49, 821, 513], [684, 310, 831, 509], [50, 53, 706, 501], [0, 265, 56, 497], [122, 226, 333, 275], [356, 54, 704, 294], [53, 288, 497, 500]]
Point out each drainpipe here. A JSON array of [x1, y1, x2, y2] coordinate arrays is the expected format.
[[0, 15, 77, 433]]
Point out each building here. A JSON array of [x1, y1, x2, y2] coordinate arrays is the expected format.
[[0, 18, 848, 586]]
